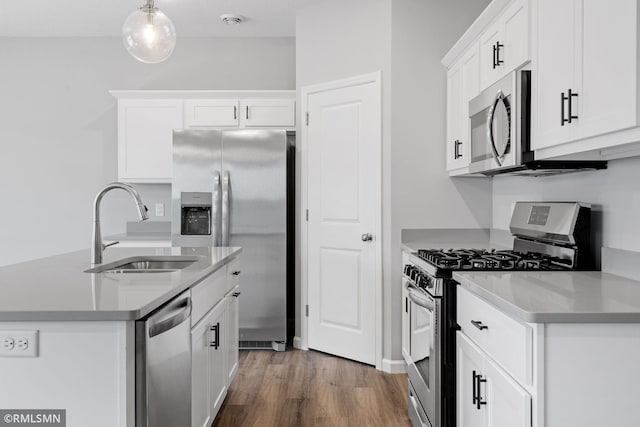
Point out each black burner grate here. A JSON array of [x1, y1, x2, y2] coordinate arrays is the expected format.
[[416, 249, 571, 271]]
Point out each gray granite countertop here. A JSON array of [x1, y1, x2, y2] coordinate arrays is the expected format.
[[453, 270, 640, 323], [0, 246, 241, 321]]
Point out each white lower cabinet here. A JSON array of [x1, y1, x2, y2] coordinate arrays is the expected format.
[[457, 285, 640, 427], [192, 299, 226, 427], [401, 277, 410, 361], [457, 332, 532, 427], [191, 258, 241, 427], [208, 300, 227, 417], [225, 285, 240, 384], [457, 332, 487, 427]]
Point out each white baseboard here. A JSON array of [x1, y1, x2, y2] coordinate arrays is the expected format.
[[382, 358, 407, 374], [293, 336, 308, 350]]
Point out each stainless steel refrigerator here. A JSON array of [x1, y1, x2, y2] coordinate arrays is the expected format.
[[172, 129, 290, 348]]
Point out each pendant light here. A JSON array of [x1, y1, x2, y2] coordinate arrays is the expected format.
[[122, 0, 176, 64]]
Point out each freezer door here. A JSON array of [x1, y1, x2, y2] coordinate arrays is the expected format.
[[172, 130, 222, 247], [222, 129, 287, 342]]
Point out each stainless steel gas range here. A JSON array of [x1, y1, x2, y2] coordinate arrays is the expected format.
[[403, 202, 597, 427]]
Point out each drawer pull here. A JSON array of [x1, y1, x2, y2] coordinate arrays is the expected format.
[[231, 271, 241, 276], [209, 322, 220, 349], [471, 320, 488, 331], [474, 371, 487, 409]]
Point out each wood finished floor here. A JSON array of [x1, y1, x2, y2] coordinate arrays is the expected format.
[[213, 349, 411, 427]]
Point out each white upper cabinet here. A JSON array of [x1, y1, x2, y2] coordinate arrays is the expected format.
[[447, 42, 480, 173], [184, 99, 239, 127], [447, 64, 464, 171], [533, 0, 575, 148], [533, 0, 638, 151], [185, 98, 296, 128], [116, 99, 183, 183], [240, 99, 296, 127], [577, 0, 637, 140], [479, 0, 529, 90], [111, 91, 295, 183]]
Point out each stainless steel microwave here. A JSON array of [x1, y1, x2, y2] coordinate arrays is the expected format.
[[467, 69, 606, 176], [468, 70, 526, 174]]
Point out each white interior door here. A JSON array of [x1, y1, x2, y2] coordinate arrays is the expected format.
[[305, 76, 380, 366]]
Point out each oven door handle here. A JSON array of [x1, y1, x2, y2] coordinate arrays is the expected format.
[[407, 285, 435, 311]]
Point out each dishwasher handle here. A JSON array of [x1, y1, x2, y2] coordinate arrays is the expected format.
[[148, 296, 192, 338]]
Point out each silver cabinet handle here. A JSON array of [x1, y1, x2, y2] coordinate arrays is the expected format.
[[212, 171, 221, 246], [222, 171, 230, 247], [233, 105, 237, 120], [245, 106, 249, 120], [361, 233, 373, 242]]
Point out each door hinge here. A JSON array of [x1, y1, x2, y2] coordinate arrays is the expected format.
[[306, 112, 309, 126], [305, 209, 309, 221], [305, 304, 309, 317]]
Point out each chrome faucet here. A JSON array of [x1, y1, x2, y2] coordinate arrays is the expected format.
[[91, 182, 149, 265]]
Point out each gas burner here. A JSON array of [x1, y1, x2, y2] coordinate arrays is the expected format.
[[416, 248, 571, 271]]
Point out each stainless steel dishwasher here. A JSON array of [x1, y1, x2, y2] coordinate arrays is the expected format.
[[136, 290, 192, 427]]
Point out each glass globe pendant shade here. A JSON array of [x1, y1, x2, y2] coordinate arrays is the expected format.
[[122, 1, 176, 64]]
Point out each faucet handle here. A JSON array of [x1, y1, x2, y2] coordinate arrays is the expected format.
[[103, 241, 120, 250]]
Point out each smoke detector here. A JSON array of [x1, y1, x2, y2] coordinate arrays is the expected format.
[[221, 14, 244, 25]]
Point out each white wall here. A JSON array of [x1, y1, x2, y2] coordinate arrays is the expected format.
[[0, 37, 295, 266], [389, 0, 492, 359], [492, 156, 640, 252], [296, 0, 491, 363]]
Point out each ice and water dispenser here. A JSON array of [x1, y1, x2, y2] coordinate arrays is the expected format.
[[180, 192, 212, 236]]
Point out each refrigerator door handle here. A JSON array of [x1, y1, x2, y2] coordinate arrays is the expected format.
[[222, 171, 230, 246], [212, 171, 221, 246]]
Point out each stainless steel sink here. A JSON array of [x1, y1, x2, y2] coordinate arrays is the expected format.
[[85, 256, 199, 273]]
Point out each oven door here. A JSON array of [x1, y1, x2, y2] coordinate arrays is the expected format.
[[468, 71, 519, 174], [406, 282, 440, 427]]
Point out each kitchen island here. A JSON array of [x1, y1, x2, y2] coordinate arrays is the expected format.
[[0, 246, 241, 427]]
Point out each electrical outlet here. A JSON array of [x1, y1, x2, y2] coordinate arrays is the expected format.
[[2, 337, 14, 351], [0, 331, 38, 357], [155, 203, 165, 217]]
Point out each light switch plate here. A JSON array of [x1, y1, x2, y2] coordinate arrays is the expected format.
[[155, 203, 165, 217], [0, 330, 38, 357]]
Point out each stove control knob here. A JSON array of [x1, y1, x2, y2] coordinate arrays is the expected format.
[[403, 265, 411, 276]]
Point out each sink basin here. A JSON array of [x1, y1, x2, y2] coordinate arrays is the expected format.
[[85, 256, 200, 273]]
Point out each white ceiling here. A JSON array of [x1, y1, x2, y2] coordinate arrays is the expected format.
[[0, 0, 309, 37]]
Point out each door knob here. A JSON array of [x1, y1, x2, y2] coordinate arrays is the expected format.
[[361, 233, 373, 242]]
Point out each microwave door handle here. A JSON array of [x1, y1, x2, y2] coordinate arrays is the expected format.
[[488, 91, 507, 166], [212, 172, 221, 246], [221, 171, 230, 247]]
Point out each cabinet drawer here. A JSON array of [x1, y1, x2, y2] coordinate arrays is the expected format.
[[192, 267, 227, 326], [226, 257, 241, 291], [457, 287, 532, 385], [184, 99, 239, 127]]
